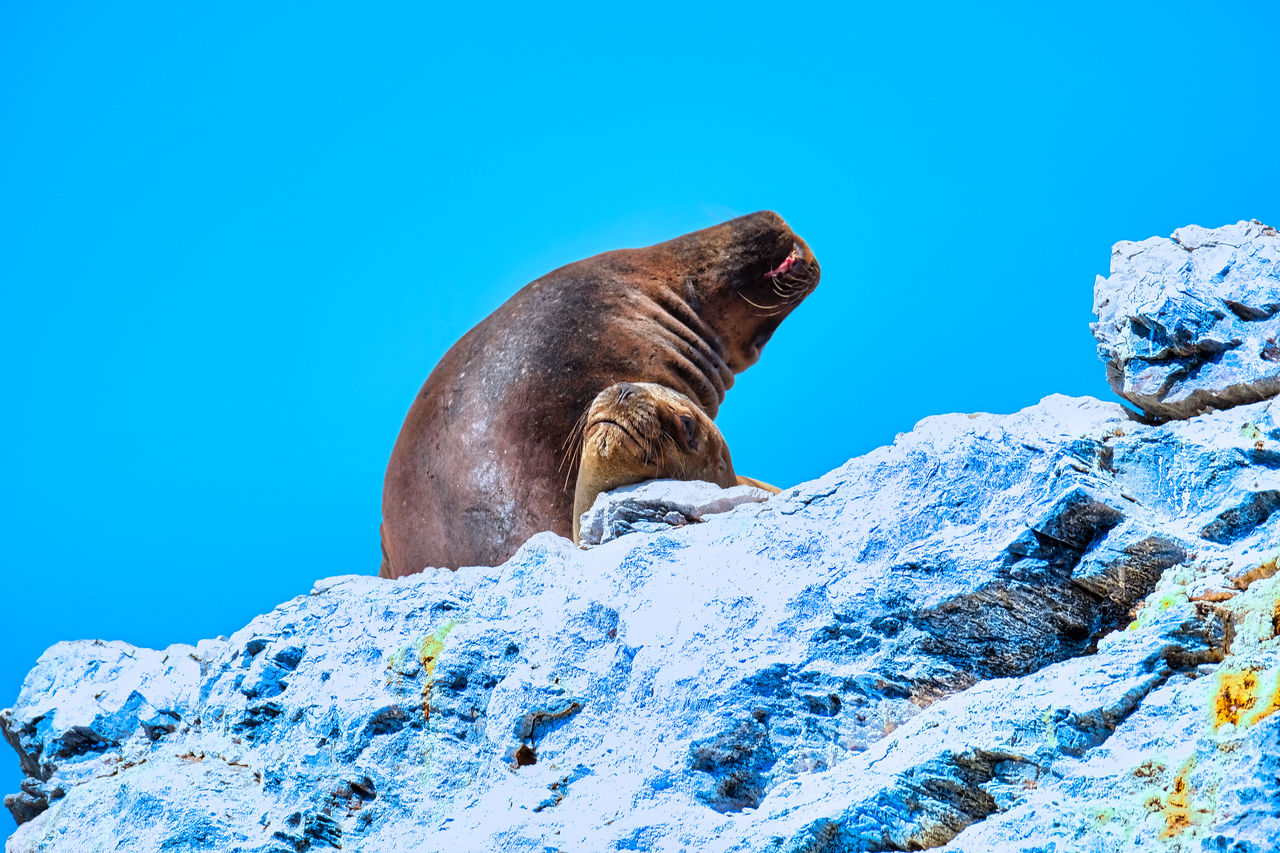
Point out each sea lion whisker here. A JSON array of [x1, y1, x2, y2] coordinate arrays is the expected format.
[[558, 403, 596, 489], [561, 404, 592, 453], [782, 271, 809, 290], [774, 272, 807, 295], [600, 417, 650, 454], [560, 430, 585, 490], [561, 403, 593, 455], [773, 275, 815, 305], [654, 429, 681, 468], [754, 267, 816, 310], [735, 291, 785, 312]]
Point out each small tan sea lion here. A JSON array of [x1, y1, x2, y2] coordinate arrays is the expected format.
[[570, 382, 780, 543], [381, 211, 818, 576]]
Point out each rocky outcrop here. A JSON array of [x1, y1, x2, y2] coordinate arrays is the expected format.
[[4, 223, 1280, 852], [1092, 219, 1280, 421]]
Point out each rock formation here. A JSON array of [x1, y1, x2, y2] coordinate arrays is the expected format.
[[4, 222, 1279, 852], [1093, 219, 1280, 420]]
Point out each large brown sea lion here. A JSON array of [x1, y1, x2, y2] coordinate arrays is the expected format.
[[570, 382, 781, 543], [380, 211, 819, 576]]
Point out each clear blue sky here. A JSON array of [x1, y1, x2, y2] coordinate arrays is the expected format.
[[2, 1, 1277, 822]]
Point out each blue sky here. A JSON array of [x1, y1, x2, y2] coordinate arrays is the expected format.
[[2, 1, 1278, 822]]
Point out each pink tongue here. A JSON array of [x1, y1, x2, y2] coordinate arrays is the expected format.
[[766, 247, 801, 278]]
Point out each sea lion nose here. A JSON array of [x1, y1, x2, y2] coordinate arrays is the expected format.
[[616, 384, 636, 404]]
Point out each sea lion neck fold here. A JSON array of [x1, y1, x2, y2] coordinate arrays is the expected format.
[[638, 285, 734, 417], [380, 210, 819, 575], [663, 212, 820, 374]]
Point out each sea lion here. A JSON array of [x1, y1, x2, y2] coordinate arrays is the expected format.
[[570, 382, 781, 543], [381, 211, 819, 576]]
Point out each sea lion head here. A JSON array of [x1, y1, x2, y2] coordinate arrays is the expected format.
[[665, 210, 820, 373], [571, 381, 738, 542]]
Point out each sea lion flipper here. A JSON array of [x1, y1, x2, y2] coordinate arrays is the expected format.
[[735, 475, 781, 494]]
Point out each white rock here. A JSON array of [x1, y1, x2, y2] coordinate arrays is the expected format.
[[577, 479, 773, 546], [1092, 219, 1280, 420]]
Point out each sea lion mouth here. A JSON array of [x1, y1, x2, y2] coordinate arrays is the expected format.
[[764, 243, 804, 280]]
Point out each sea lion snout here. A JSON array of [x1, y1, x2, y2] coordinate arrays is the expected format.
[[688, 217, 817, 373], [765, 242, 804, 280]]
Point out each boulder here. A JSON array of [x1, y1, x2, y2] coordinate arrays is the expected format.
[[1092, 219, 1280, 420]]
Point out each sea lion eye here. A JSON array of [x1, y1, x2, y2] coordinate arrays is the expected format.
[[680, 415, 698, 448]]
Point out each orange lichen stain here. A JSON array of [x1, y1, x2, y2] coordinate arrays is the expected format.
[[1152, 753, 1208, 840], [1214, 669, 1260, 727], [1246, 675, 1280, 727], [1212, 663, 1280, 730], [1132, 758, 1165, 780], [1231, 554, 1279, 591], [1158, 757, 1197, 840], [1213, 660, 1280, 727]]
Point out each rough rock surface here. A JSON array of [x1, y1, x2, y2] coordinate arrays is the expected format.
[[1092, 219, 1280, 421], [5, 223, 1280, 852], [577, 479, 772, 546], [5, 394, 1278, 852]]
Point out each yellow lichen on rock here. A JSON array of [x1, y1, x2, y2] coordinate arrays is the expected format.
[[1213, 670, 1260, 728], [417, 620, 458, 721], [1142, 755, 1217, 842], [1212, 664, 1280, 729], [1157, 758, 1195, 839]]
